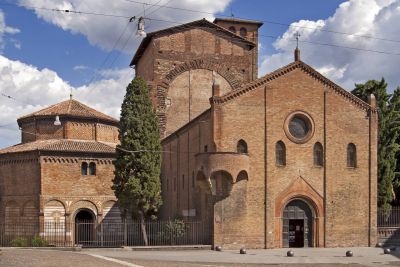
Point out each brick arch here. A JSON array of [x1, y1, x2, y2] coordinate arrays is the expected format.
[[70, 200, 99, 216], [274, 177, 324, 248], [274, 177, 323, 218], [4, 200, 21, 217], [161, 59, 242, 91], [44, 199, 66, 210]]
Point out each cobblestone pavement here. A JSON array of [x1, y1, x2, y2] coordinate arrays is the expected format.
[[0, 249, 125, 267], [1, 247, 400, 267], [82, 247, 400, 267]]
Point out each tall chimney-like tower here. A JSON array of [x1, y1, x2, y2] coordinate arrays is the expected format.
[[213, 18, 263, 80]]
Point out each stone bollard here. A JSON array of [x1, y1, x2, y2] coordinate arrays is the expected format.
[[287, 250, 294, 257], [240, 248, 246, 254], [346, 250, 353, 257], [215, 246, 222, 252], [384, 248, 391, 254]]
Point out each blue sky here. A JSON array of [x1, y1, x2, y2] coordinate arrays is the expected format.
[[1, 0, 399, 148], [2, 0, 347, 87]]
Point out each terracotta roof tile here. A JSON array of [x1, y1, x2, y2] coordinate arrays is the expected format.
[[0, 139, 116, 154], [18, 99, 118, 123]]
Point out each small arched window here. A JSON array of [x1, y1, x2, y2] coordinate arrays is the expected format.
[[275, 141, 286, 166], [239, 27, 247, 37], [228, 26, 236, 33], [237, 139, 248, 154], [81, 162, 88, 176], [89, 162, 96, 175], [347, 143, 357, 168], [313, 142, 323, 167]]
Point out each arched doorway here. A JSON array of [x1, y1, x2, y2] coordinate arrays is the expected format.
[[74, 209, 95, 246], [282, 199, 314, 248]]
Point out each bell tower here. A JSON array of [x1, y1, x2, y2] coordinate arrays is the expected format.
[[213, 18, 263, 80]]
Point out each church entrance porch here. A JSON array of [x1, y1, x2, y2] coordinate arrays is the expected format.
[[282, 199, 313, 248], [74, 209, 96, 246]]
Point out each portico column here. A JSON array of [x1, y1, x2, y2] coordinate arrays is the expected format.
[[64, 212, 71, 246]]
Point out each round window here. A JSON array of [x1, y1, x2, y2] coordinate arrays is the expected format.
[[289, 116, 310, 139], [284, 112, 314, 144]]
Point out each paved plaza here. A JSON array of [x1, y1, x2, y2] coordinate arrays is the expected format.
[[1, 247, 400, 266]]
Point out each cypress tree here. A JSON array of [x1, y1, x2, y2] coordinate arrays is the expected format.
[[352, 79, 400, 212], [112, 77, 162, 245]]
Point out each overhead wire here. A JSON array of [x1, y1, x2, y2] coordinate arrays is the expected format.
[[144, 16, 400, 57], [2, 1, 400, 44], [115, 0, 400, 44], [89, 0, 170, 76], [0, 124, 209, 155], [1, 1, 399, 57]]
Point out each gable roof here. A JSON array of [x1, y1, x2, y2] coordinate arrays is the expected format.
[[213, 17, 264, 27], [130, 18, 256, 66], [0, 139, 116, 155], [211, 60, 376, 112], [18, 99, 118, 125]]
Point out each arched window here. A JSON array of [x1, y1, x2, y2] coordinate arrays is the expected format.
[[89, 162, 96, 175], [228, 26, 236, 33], [313, 142, 323, 167], [347, 143, 357, 168], [275, 141, 286, 166], [237, 139, 248, 154], [236, 170, 248, 182], [81, 162, 88, 176], [239, 27, 247, 37]]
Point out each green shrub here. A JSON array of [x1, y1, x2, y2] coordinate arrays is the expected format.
[[10, 237, 28, 247], [158, 218, 187, 245], [31, 235, 48, 247]]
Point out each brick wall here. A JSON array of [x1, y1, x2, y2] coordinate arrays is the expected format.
[[40, 156, 115, 196], [135, 26, 257, 137], [160, 111, 212, 219], [19, 119, 119, 143], [159, 65, 377, 249], [0, 152, 41, 224]]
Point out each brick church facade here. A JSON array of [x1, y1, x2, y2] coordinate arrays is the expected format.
[[0, 17, 377, 249], [132, 17, 378, 249]]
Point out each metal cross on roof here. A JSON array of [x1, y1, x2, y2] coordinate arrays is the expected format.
[[294, 32, 301, 48]]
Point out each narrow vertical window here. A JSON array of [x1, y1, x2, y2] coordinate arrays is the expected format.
[[313, 142, 323, 167], [239, 27, 247, 37], [347, 143, 357, 168], [275, 141, 286, 166], [182, 174, 185, 189], [81, 162, 88, 175], [192, 171, 195, 188], [89, 162, 96, 175], [237, 139, 248, 154], [174, 177, 176, 191]]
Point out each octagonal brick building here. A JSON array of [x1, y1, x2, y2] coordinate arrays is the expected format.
[[0, 98, 122, 243]]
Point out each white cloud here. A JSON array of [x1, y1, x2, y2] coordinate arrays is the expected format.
[[0, 55, 132, 148], [18, 0, 232, 53], [259, 0, 400, 90], [0, 9, 20, 52], [73, 65, 88, 71]]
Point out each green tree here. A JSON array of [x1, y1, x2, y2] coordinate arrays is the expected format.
[[390, 87, 400, 202], [113, 77, 162, 246], [352, 78, 400, 212]]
